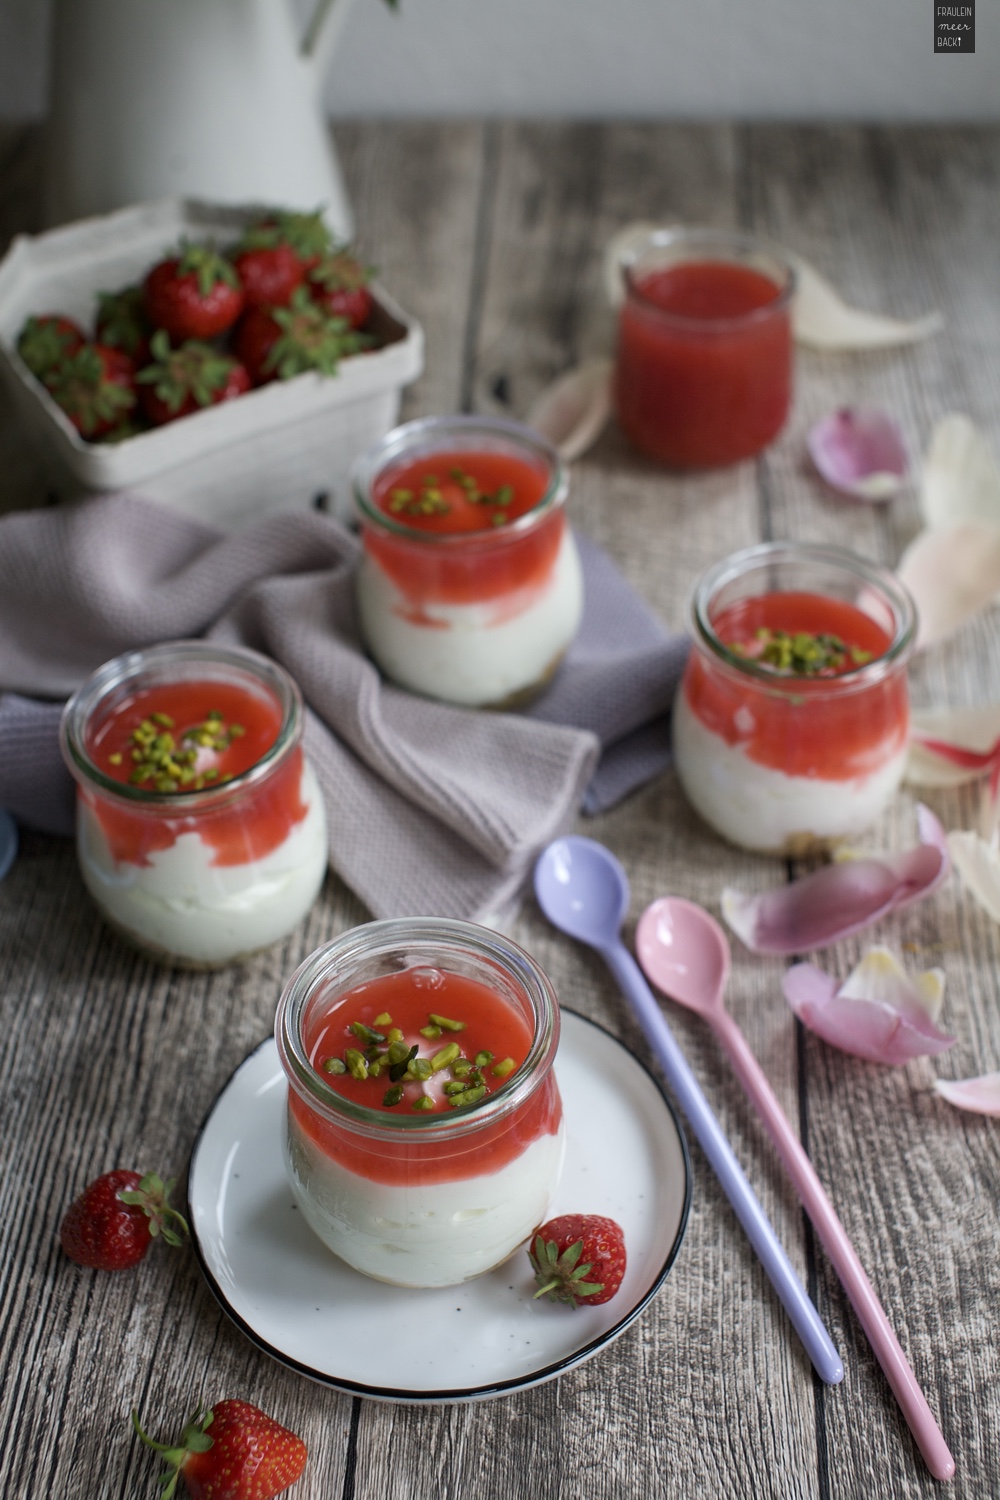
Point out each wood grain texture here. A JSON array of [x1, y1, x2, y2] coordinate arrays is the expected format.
[[0, 121, 998, 1499]]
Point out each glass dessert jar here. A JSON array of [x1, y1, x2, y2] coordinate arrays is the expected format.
[[673, 542, 917, 855], [275, 918, 566, 1288], [60, 641, 328, 967], [615, 227, 795, 468], [352, 414, 583, 707]]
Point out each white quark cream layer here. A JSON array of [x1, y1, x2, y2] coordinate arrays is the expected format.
[[77, 761, 328, 966], [673, 694, 908, 854], [357, 527, 583, 706], [285, 1112, 566, 1288]]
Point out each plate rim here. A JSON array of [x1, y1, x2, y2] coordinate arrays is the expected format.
[[188, 1007, 692, 1403]]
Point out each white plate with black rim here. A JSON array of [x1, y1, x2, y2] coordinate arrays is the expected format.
[[188, 1008, 691, 1403]]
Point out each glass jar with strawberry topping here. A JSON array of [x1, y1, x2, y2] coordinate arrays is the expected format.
[[60, 641, 328, 968], [276, 918, 566, 1288], [673, 542, 917, 855], [352, 415, 583, 707]]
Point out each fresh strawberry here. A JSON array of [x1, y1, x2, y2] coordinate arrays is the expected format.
[[528, 1213, 627, 1307], [307, 246, 374, 330], [96, 284, 153, 365], [46, 343, 137, 440], [232, 238, 305, 310], [16, 314, 86, 382], [137, 329, 252, 425], [242, 209, 332, 273], [60, 1168, 188, 1270], [145, 242, 245, 342], [132, 1400, 307, 1500], [232, 286, 369, 386]]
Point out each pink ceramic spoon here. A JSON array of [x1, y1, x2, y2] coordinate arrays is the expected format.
[[635, 895, 955, 1483]]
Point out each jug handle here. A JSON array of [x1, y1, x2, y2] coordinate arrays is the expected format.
[[301, 0, 396, 62]]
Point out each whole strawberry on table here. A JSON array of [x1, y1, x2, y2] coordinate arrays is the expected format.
[[14, 209, 378, 444], [60, 1167, 188, 1271], [132, 1400, 307, 1500]]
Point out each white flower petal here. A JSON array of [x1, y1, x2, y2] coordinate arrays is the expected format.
[[946, 829, 1000, 925], [921, 414, 1000, 530], [896, 521, 1000, 649], [837, 946, 945, 1022], [527, 358, 614, 461], [790, 256, 943, 351], [933, 1071, 1000, 1116], [906, 706, 1000, 788]]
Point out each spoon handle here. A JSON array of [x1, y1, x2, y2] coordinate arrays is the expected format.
[[713, 1010, 955, 1481], [602, 941, 843, 1386]]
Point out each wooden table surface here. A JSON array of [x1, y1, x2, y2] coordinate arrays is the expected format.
[[1, 121, 998, 1500]]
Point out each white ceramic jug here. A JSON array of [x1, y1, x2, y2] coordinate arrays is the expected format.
[[44, 0, 359, 235]]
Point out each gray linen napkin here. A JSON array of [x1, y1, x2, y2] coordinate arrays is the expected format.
[[0, 494, 687, 921]]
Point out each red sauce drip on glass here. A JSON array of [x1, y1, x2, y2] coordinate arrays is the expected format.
[[290, 967, 562, 1186], [82, 679, 308, 867], [616, 260, 792, 468], [684, 591, 909, 780], [365, 448, 564, 607]]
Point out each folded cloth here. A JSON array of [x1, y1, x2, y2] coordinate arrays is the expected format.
[[0, 494, 687, 921]]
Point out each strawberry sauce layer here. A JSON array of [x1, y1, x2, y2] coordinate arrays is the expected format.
[[83, 679, 308, 867], [291, 967, 562, 1187], [617, 259, 791, 467], [685, 591, 909, 781], [365, 449, 563, 608]]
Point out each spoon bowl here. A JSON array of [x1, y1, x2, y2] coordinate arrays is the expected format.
[[534, 836, 629, 948], [635, 897, 731, 1018]]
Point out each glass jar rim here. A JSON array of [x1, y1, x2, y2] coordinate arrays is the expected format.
[[351, 414, 569, 549], [275, 917, 561, 1142], [688, 540, 917, 694], [59, 639, 303, 809], [621, 225, 797, 332]]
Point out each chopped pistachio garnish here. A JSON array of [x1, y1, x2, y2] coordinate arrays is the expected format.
[[448, 1084, 487, 1109], [350, 1021, 386, 1045], [318, 1002, 520, 1114], [733, 627, 873, 677], [430, 1041, 462, 1072], [114, 708, 247, 791], [344, 1048, 369, 1081]]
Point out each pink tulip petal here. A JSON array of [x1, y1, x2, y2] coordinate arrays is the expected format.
[[721, 806, 949, 955], [808, 408, 909, 501], [783, 952, 955, 1066], [933, 1071, 1000, 1116]]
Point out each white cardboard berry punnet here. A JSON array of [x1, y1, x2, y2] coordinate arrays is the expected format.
[[0, 197, 424, 528]]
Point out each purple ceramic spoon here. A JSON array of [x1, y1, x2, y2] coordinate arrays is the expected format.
[[635, 894, 955, 1482], [534, 836, 842, 1386]]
